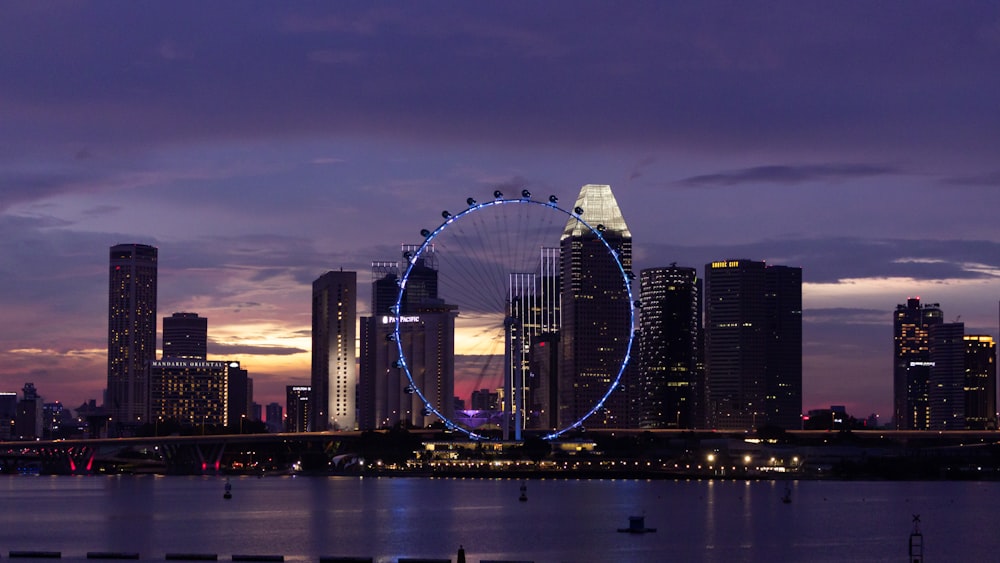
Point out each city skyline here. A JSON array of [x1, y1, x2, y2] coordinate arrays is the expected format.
[[3, 3, 1000, 420]]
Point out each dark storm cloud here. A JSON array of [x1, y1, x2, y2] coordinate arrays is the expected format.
[[3, 2, 1000, 156], [208, 342, 307, 356], [806, 308, 887, 325], [0, 171, 100, 211], [640, 237, 1000, 284], [676, 163, 899, 188], [943, 170, 1000, 187]]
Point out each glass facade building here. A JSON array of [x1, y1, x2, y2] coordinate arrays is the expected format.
[[893, 298, 943, 430], [638, 266, 701, 429]]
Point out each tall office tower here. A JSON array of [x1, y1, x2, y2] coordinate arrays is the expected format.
[[704, 260, 802, 430], [106, 243, 158, 434], [763, 265, 803, 430], [311, 271, 357, 431], [508, 250, 562, 432], [558, 184, 633, 429], [928, 322, 966, 430], [964, 335, 997, 430], [369, 301, 456, 429], [637, 265, 701, 429], [285, 385, 311, 432], [508, 248, 561, 430], [893, 298, 943, 430], [163, 312, 207, 359], [360, 248, 451, 430]]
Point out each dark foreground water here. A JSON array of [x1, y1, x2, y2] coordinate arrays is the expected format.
[[1, 475, 997, 562]]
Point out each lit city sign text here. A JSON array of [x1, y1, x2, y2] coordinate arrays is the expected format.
[[381, 315, 422, 324]]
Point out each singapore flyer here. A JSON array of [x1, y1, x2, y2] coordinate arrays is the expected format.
[[391, 189, 635, 441]]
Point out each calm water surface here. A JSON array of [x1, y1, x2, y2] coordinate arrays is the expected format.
[[1, 475, 998, 562]]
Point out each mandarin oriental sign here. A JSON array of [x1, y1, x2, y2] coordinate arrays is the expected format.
[[152, 360, 227, 369]]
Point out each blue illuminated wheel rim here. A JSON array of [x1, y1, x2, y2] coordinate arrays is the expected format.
[[392, 191, 635, 440]]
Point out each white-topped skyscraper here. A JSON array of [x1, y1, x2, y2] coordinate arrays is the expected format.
[[558, 184, 633, 429], [106, 243, 158, 435]]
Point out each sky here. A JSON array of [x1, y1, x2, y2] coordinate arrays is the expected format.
[[3, 1, 1000, 422]]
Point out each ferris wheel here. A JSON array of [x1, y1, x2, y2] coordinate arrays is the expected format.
[[390, 189, 635, 440]]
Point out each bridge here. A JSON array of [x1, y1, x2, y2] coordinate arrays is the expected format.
[[0, 431, 374, 475], [3, 428, 999, 476]]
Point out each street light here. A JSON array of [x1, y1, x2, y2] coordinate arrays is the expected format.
[[240, 414, 246, 434]]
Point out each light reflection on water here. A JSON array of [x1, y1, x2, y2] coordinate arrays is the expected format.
[[1, 475, 999, 562]]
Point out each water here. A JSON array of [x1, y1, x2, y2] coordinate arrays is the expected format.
[[2, 475, 998, 562]]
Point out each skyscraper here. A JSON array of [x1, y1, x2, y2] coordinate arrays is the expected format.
[[893, 298, 943, 430], [507, 247, 561, 431], [964, 335, 997, 430], [763, 265, 803, 430], [286, 385, 311, 432], [558, 184, 633, 429], [928, 322, 965, 430], [311, 271, 357, 431], [163, 312, 207, 359], [106, 243, 158, 434], [637, 265, 701, 429], [704, 260, 802, 430]]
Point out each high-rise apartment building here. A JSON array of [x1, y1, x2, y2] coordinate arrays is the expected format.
[[558, 184, 633, 429], [311, 271, 357, 431], [163, 312, 207, 359], [637, 265, 701, 429], [704, 260, 802, 430], [106, 243, 158, 434], [893, 298, 943, 430], [964, 335, 997, 430]]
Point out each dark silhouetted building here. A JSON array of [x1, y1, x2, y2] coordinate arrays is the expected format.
[[558, 184, 633, 429], [704, 260, 802, 430], [0, 392, 16, 440], [964, 335, 997, 429], [311, 270, 357, 431], [163, 312, 207, 359], [929, 322, 966, 430], [265, 402, 283, 433], [893, 297, 943, 430], [15, 383, 43, 440], [286, 385, 311, 432], [638, 265, 701, 429], [106, 243, 158, 434]]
